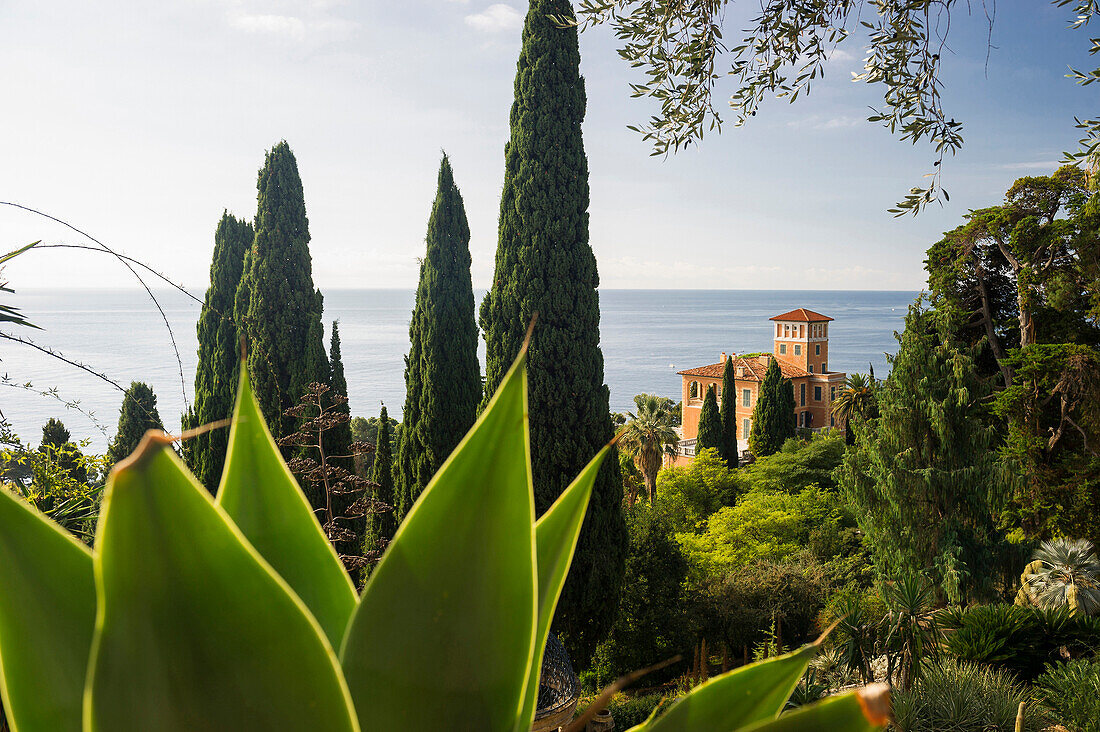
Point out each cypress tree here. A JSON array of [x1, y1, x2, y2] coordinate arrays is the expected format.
[[719, 356, 739, 468], [234, 141, 328, 443], [40, 418, 87, 484], [107, 382, 165, 465], [394, 154, 481, 522], [696, 386, 722, 453], [183, 211, 253, 492], [325, 321, 354, 472], [749, 359, 795, 457], [361, 405, 397, 584], [41, 418, 70, 449], [479, 0, 627, 665]]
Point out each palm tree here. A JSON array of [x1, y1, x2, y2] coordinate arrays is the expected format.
[[619, 394, 679, 505], [831, 373, 877, 444], [1021, 538, 1100, 616]]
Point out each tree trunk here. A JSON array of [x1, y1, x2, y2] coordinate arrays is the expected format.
[[976, 268, 1013, 388]]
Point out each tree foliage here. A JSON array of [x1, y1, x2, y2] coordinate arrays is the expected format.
[[324, 321, 355, 475], [394, 154, 480, 523], [362, 405, 397, 583], [107, 382, 165, 466], [838, 303, 1004, 603], [696, 385, 723, 455], [749, 358, 794, 457], [572, 0, 1100, 214], [183, 211, 253, 492], [619, 393, 679, 504], [234, 141, 328, 444], [478, 0, 627, 664], [719, 355, 739, 468]]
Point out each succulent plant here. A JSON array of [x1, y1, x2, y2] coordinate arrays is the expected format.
[[0, 348, 889, 731]]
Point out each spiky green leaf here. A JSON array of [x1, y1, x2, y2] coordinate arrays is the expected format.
[[217, 370, 357, 648]]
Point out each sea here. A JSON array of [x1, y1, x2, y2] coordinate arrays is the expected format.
[[1, 289, 919, 452]]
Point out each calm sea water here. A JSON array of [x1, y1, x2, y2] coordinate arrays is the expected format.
[[2, 289, 918, 451]]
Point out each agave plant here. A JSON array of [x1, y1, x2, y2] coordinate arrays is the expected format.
[[0, 348, 889, 731], [1022, 538, 1100, 616]]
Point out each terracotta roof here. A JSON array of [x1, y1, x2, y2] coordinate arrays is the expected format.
[[678, 355, 810, 381], [769, 308, 833, 323]]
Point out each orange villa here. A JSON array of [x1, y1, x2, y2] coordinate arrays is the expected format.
[[670, 308, 847, 466]]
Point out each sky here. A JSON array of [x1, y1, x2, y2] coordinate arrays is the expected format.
[[0, 0, 1094, 292]]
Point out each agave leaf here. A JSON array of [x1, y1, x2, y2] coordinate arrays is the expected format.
[[737, 685, 890, 732], [516, 443, 612, 731], [0, 487, 95, 732], [86, 436, 358, 732], [217, 370, 357, 648], [641, 644, 820, 732], [341, 350, 536, 731]]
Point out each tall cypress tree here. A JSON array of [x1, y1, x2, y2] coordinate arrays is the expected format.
[[696, 386, 722, 453], [183, 211, 253, 492], [749, 359, 795, 457], [361, 405, 397, 585], [40, 418, 87, 484], [719, 356, 739, 468], [394, 154, 481, 522], [107, 382, 165, 465], [325, 321, 354, 472], [234, 141, 328, 443], [479, 0, 627, 665]]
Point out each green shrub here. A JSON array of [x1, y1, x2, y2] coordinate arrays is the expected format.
[[940, 603, 1100, 681], [580, 693, 674, 729], [891, 659, 1047, 732], [1034, 658, 1100, 732], [587, 508, 690, 689]]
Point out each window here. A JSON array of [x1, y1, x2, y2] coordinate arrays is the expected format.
[[814, 386, 822, 401], [815, 344, 821, 355], [808, 365, 814, 373], [779, 343, 787, 355], [743, 418, 750, 437], [742, 388, 751, 407], [821, 362, 827, 373], [716, 386, 721, 397], [830, 386, 836, 400], [800, 383, 806, 406], [689, 381, 698, 398], [794, 344, 801, 356]]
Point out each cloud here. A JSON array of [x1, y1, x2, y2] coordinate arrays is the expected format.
[[997, 160, 1063, 171], [228, 13, 306, 39], [787, 114, 864, 131], [221, 1, 358, 43], [465, 4, 522, 33]]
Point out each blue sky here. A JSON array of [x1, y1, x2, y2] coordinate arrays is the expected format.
[[0, 0, 1093, 291]]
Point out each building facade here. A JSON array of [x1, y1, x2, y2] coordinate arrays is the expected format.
[[670, 308, 846, 466]]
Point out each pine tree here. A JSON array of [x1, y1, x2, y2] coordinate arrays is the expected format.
[[234, 141, 328, 444], [719, 356, 739, 468], [478, 0, 627, 665], [393, 154, 481, 522], [838, 303, 1002, 603], [107, 382, 165, 465], [749, 358, 795, 457], [696, 385, 723, 453], [362, 405, 397, 584], [183, 211, 253, 492]]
